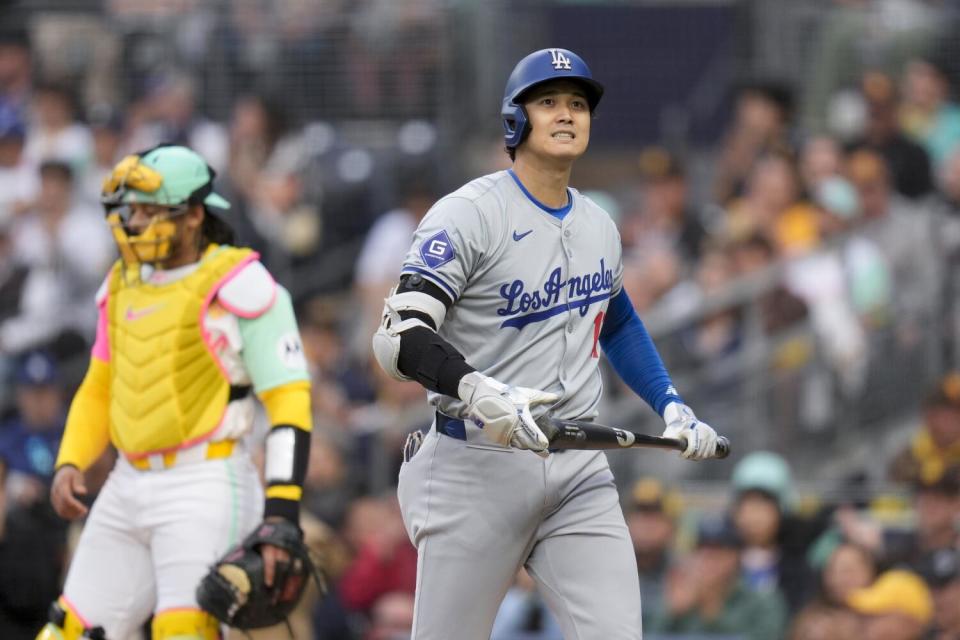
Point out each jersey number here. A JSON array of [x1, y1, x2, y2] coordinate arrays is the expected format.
[[591, 311, 605, 358]]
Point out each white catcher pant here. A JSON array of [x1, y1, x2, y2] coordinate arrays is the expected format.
[[398, 429, 642, 640], [62, 453, 263, 639]]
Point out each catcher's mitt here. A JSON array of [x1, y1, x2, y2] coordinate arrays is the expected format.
[[196, 519, 326, 629]]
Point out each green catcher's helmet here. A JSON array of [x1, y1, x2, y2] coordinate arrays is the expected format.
[[102, 144, 230, 209]]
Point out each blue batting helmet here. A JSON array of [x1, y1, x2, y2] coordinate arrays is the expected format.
[[501, 48, 604, 150]]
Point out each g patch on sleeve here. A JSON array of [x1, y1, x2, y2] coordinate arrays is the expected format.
[[420, 230, 455, 269]]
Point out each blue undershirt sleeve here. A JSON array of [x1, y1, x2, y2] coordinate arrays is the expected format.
[[598, 289, 683, 417]]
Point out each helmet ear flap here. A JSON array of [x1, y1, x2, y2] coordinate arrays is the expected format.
[[501, 102, 530, 150]]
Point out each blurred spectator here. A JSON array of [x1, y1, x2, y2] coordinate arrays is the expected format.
[[300, 302, 361, 431], [0, 219, 60, 359], [802, 0, 939, 135], [80, 103, 127, 206], [819, 541, 878, 609], [800, 135, 845, 195], [23, 82, 92, 172], [900, 56, 960, 169], [625, 477, 681, 629], [0, 218, 30, 351], [812, 174, 893, 325], [10, 160, 113, 344], [788, 602, 861, 640], [846, 71, 933, 199], [490, 568, 562, 640], [790, 539, 877, 639], [620, 242, 682, 315], [245, 135, 322, 266], [0, 27, 32, 113], [125, 71, 228, 174], [847, 467, 960, 570], [729, 233, 807, 335], [301, 514, 355, 640], [0, 100, 37, 224], [676, 245, 743, 369], [908, 468, 960, 558], [0, 455, 68, 640], [890, 371, 960, 486], [649, 515, 788, 640], [731, 451, 821, 612], [354, 177, 436, 356], [350, 361, 431, 493], [366, 591, 415, 640], [714, 80, 795, 205], [222, 93, 293, 253], [302, 432, 361, 530], [932, 146, 960, 256], [846, 569, 934, 640], [917, 548, 960, 640], [722, 151, 820, 257], [0, 350, 65, 509], [624, 147, 707, 266], [338, 495, 417, 614], [845, 148, 938, 327]]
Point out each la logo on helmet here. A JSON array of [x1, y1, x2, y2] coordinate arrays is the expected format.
[[549, 49, 572, 70]]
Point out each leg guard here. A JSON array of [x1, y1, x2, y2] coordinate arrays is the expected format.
[[151, 608, 221, 640], [34, 598, 106, 640]]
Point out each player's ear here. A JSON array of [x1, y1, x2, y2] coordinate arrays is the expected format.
[[184, 203, 205, 231]]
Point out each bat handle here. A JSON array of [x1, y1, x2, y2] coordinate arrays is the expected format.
[[674, 435, 731, 459]]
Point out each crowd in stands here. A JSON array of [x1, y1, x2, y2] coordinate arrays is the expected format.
[[1, 0, 960, 638]]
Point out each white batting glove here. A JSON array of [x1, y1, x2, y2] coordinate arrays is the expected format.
[[458, 372, 559, 454], [661, 401, 719, 460]]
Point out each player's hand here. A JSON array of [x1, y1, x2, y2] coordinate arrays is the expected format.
[[661, 402, 718, 460], [260, 517, 292, 589], [50, 465, 89, 520], [458, 372, 559, 454]]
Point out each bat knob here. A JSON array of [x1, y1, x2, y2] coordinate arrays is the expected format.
[[714, 436, 731, 459]]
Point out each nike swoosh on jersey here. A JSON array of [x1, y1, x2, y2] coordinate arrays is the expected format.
[[125, 304, 165, 321], [512, 229, 533, 241]]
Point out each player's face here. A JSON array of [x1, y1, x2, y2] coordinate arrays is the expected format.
[[125, 202, 204, 267], [521, 80, 591, 162]]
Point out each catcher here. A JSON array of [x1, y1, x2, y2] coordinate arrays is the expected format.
[[37, 144, 316, 640]]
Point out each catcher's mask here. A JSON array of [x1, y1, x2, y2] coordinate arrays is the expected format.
[[101, 144, 230, 265]]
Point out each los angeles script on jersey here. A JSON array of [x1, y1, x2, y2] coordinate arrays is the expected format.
[[498, 259, 613, 329]]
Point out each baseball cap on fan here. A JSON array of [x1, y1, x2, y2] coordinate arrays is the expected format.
[[917, 548, 960, 588], [118, 145, 230, 210], [847, 570, 933, 624], [0, 100, 25, 140], [15, 350, 60, 387]]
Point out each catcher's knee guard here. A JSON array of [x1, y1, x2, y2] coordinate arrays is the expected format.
[[35, 599, 106, 640], [151, 608, 221, 639]]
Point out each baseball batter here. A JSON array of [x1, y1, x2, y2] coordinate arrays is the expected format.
[[372, 48, 720, 639], [37, 145, 312, 640]]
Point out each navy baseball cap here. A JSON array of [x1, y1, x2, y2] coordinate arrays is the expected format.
[[15, 350, 60, 387], [0, 100, 25, 140], [918, 548, 960, 587], [696, 516, 742, 548]]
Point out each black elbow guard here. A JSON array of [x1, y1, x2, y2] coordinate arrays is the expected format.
[[397, 325, 474, 397]]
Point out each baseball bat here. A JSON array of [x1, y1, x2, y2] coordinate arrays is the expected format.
[[545, 418, 731, 459]]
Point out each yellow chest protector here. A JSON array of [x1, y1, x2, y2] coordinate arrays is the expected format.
[[106, 244, 255, 456]]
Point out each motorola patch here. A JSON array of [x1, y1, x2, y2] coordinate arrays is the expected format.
[[420, 230, 455, 269], [276, 332, 307, 370]]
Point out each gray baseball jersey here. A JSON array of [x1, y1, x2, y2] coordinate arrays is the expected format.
[[401, 169, 623, 420], [396, 169, 642, 639]]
